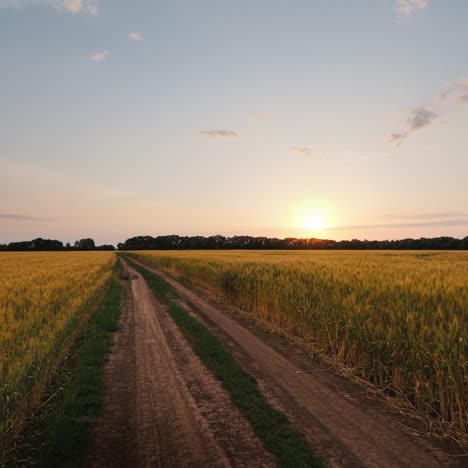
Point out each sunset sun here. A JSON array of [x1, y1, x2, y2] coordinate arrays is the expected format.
[[302, 214, 327, 233]]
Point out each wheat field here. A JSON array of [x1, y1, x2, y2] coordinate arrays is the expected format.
[[132, 250, 468, 431], [0, 252, 116, 445]]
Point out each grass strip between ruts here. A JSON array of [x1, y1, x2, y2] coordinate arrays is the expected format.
[[2, 260, 125, 468], [126, 257, 326, 468]]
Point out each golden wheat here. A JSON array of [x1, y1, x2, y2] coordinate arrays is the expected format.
[[0, 251, 116, 443], [133, 250, 468, 431]]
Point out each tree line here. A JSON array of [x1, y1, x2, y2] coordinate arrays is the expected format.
[[1, 235, 467, 251], [0, 238, 115, 251], [117, 234, 468, 250]]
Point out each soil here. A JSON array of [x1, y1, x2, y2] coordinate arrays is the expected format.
[[84, 261, 275, 467], [128, 257, 466, 468]]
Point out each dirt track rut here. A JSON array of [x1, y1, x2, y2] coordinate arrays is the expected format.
[[131, 258, 462, 468], [85, 261, 275, 467]]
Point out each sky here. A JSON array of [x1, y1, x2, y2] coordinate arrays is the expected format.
[[1, 0, 467, 245]]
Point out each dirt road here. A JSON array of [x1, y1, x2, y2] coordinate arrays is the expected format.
[[85, 261, 275, 467], [130, 257, 464, 468]]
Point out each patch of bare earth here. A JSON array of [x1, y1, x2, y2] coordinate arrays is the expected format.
[[84, 262, 275, 468], [130, 258, 466, 468]]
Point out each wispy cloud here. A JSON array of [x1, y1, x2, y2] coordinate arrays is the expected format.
[[391, 107, 439, 144], [380, 212, 468, 221], [90, 50, 108, 62], [328, 212, 468, 231], [407, 107, 438, 130], [290, 146, 314, 156], [0, 213, 51, 221], [129, 31, 143, 41], [200, 130, 239, 139], [389, 133, 406, 144], [449, 79, 468, 92], [62, 0, 82, 13], [0, 0, 100, 15], [440, 79, 468, 104], [390, 78, 468, 144], [395, 0, 428, 16]]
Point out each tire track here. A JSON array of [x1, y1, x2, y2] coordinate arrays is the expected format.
[[85, 261, 275, 467]]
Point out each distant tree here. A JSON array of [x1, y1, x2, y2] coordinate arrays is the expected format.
[[459, 237, 468, 250], [74, 238, 96, 250], [7, 241, 32, 251], [31, 238, 63, 251], [117, 234, 468, 251], [96, 244, 115, 251], [6, 238, 63, 251], [1, 238, 116, 251]]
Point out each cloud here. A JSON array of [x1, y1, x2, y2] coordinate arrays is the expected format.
[[390, 78, 468, 144], [290, 146, 313, 156], [200, 130, 239, 139], [0, 213, 50, 221], [380, 211, 468, 221], [389, 133, 407, 144], [129, 31, 143, 41], [328, 212, 468, 231], [395, 0, 428, 16], [440, 79, 468, 102], [63, 0, 82, 12], [389, 107, 438, 145], [449, 79, 468, 91], [447, 79, 468, 105], [90, 50, 108, 62], [0, 0, 100, 15], [407, 107, 438, 130]]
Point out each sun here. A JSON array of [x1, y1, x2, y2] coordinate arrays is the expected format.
[[292, 201, 333, 236], [302, 214, 326, 232]]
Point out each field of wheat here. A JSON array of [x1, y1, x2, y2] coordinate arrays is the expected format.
[[0, 252, 116, 446], [131, 250, 468, 431]]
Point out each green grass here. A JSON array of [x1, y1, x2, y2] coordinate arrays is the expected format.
[[2, 260, 125, 468], [126, 257, 325, 468]]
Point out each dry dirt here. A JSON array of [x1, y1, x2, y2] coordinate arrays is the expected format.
[[84, 261, 275, 467], [129, 257, 466, 468]]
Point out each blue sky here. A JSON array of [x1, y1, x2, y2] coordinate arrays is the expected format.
[[1, 0, 467, 245]]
